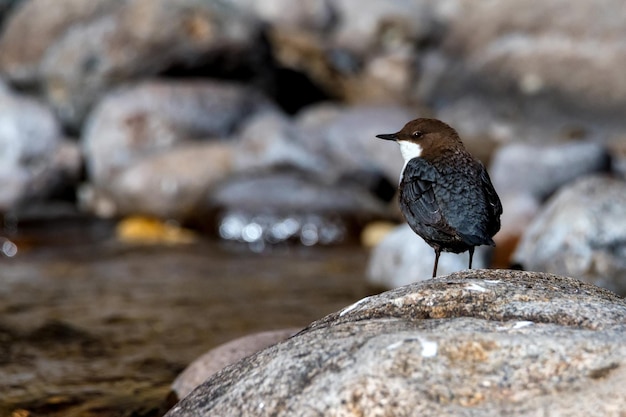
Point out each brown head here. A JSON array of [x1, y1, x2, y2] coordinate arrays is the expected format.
[[376, 118, 465, 163]]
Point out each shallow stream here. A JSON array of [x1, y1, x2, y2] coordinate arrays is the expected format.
[[0, 213, 373, 416]]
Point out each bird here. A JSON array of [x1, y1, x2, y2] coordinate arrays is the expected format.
[[376, 118, 502, 278]]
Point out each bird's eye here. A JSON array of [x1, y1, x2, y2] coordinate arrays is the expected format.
[[412, 131, 423, 138]]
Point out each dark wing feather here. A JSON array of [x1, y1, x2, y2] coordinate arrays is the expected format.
[[480, 167, 503, 236], [399, 158, 450, 237]]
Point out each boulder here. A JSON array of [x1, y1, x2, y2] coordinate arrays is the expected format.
[[296, 105, 414, 184], [423, 0, 626, 143], [81, 143, 234, 219], [513, 175, 626, 295], [0, 0, 119, 86], [0, 82, 78, 210], [233, 111, 328, 176], [488, 141, 611, 265], [490, 141, 611, 201], [79, 79, 277, 219], [166, 270, 626, 416], [0, 0, 265, 127]]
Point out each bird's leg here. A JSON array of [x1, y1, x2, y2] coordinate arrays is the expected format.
[[468, 247, 475, 270], [432, 247, 441, 278]]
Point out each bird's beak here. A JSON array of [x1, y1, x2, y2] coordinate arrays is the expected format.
[[375, 133, 398, 141]]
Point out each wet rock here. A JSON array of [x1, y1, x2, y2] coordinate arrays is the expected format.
[[81, 80, 275, 203], [205, 169, 387, 231], [513, 175, 626, 295], [172, 328, 299, 400], [166, 270, 626, 416], [0, 0, 265, 127], [366, 224, 490, 288], [0, 82, 77, 210]]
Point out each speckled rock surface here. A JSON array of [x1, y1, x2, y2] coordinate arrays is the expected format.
[[513, 175, 626, 296], [165, 270, 626, 417]]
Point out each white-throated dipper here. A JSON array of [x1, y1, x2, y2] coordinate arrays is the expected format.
[[376, 118, 502, 277]]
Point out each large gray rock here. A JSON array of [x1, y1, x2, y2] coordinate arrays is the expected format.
[[0, 0, 264, 127], [441, 0, 626, 113], [233, 111, 329, 176], [80, 143, 235, 219], [423, 0, 626, 143], [0, 0, 118, 86], [513, 175, 626, 295], [489, 141, 611, 260], [0, 82, 79, 210], [79, 80, 276, 218], [366, 223, 491, 288], [296, 105, 414, 183], [490, 141, 611, 201], [166, 270, 626, 417]]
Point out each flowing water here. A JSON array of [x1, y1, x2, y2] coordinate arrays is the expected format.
[[0, 211, 374, 416]]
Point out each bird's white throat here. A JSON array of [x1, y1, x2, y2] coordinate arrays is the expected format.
[[398, 140, 423, 183], [398, 140, 423, 163]]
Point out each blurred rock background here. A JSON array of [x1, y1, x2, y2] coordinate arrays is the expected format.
[[1, 0, 625, 290]]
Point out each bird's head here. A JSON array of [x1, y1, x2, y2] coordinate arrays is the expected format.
[[376, 118, 463, 163]]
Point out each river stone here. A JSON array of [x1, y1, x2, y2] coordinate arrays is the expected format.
[[0, 0, 119, 86], [81, 143, 234, 219], [488, 141, 611, 265], [0, 82, 76, 210], [442, 0, 626, 113], [490, 141, 611, 201], [82, 80, 275, 187], [513, 175, 626, 296], [205, 171, 390, 223], [172, 328, 300, 400], [297, 105, 414, 183], [422, 0, 626, 144], [24, 0, 263, 127], [165, 270, 626, 417], [233, 111, 329, 176], [366, 224, 490, 288]]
